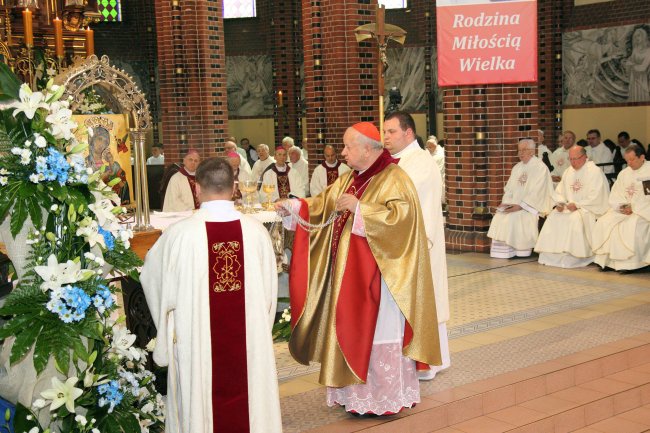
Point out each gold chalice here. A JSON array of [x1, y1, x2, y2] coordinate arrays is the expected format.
[[239, 180, 258, 213], [262, 182, 276, 210]]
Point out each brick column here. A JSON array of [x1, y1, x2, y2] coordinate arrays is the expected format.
[[154, 0, 228, 164], [537, 0, 565, 146], [444, 84, 540, 252], [301, 0, 379, 169], [269, 0, 303, 146]]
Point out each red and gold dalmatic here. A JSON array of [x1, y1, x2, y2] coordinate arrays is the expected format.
[[324, 160, 342, 186], [270, 165, 291, 198], [289, 150, 442, 387]]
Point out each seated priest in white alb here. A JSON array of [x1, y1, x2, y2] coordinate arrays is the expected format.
[[585, 129, 614, 174], [309, 144, 350, 196], [224, 139, 252, 178], [141, 157, 282, 433], [251, 143, 275, 183], [261, 147, 306, 201], [227, 151, 251, 202], [535, 145, 610, 268], [488, 139, 554, 258], [549, 130, 575, 183], [288, 146, 310, 196], [593, 144, 650, 272], [162, 149, 201, 211]]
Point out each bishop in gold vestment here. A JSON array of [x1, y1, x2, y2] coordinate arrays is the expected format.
[[281, 122, 441, 416]]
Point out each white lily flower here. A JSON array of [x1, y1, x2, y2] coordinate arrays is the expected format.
[[88, 198, 119, 230], [0, 176, 7, 186], [34, 254, 83, 291], [76, 221, 106, 248], [10, 84, 48, 119], [145, 337, 156, 352], [29, 173, 41, 183], [40, 376, 83, 413], [46, 107, 76, 140], [110, 326, 141, 361], [19, 148, 32, 165]]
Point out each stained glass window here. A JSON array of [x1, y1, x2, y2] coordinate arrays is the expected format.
[[224, 0, 257, 19], [379, 0, 408, 8], [98, 0, 122, 22]]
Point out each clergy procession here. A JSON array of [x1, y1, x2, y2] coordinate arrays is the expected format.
[[1, 1, 650, 433]]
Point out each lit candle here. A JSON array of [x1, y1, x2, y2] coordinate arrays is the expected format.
[[53, 17, 63, 57], [22, 8, 33, 46], [278, 90, 283, 107], [85, 27, 94, 57]]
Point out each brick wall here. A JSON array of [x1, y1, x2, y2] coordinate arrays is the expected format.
[[154, 0, 229, 164], [564, 0, 650, 29]]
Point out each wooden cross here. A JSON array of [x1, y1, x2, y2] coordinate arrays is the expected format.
[[354, 5, 406, 140]]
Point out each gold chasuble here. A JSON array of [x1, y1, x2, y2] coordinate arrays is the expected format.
[[289, 150, 441, 387]]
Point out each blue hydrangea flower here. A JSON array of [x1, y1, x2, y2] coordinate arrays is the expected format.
[[36, 148, 70, 185], [98, 227, 115, 251], [46, 285, 92, 322], [98, 380, 123, 413]]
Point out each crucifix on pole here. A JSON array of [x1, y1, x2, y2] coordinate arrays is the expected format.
[[354, 5, 406, 141]]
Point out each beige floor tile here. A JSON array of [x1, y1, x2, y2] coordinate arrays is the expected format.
[[489, 326, 534, 338], [453, 415, 515, 433], [461, 331, 509, 345], [487, 405, 546, 425], [589, 416, 650, 432], [515, 319, 558, 331], [520, 395, 577, 415], [278, 379, 322, 397], [449, 338, 483, 353]]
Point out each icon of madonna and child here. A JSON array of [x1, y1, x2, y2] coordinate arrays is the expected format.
[[86, 126, 131, 204]]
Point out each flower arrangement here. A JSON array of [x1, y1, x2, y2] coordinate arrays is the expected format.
[[0, 63, 164, 432], [271, 299, 291, 341]]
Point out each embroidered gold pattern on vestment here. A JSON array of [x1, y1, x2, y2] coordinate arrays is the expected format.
[[211, 241, 242, 292]]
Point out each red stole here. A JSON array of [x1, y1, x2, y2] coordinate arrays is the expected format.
[[323, 160, 342, 186], [206, 221, 250, 433], [179, 167, 200, 209], [290, 150, 401, 382], [271, 165, 291, 198]]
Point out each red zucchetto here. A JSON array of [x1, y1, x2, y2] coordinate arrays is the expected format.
[[351, 122, 381, 141]]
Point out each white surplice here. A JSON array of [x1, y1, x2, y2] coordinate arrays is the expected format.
[[550, 146, 570, 180], [535, 161, 610, 268], [251, 156, 275, 183], [309, 162, 351, 196], [289, 156, 310, 196], [593, 161, 650, 270], [393, 141, 450, 378], [586, 142, 614, 174], [488, 156, 554, 255], [163, 171, 196, 212], [141, 201, 282, 433]]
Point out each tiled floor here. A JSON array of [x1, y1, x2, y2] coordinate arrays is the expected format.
[[275, 253, 650, 432]]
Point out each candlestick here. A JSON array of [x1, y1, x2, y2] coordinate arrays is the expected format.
[[278, 90, 283, 107], [53, 17, 64, 57], [85, 27, 94, 57], [22, 8, 33, 46]]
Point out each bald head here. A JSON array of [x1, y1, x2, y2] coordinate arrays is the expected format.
[[341, 126, 383, 171]]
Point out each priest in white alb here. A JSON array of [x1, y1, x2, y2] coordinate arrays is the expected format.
[[309, 144, 350, 196], [141, 157, 282, 433], [550, 131, 575, 183], [261, 147, 306, 201], [251, 143, 275, 183], [162, 149, 201, 212], [487, 138, 554, 258], [384, 111, 450, 381], [535, 145, 610, 268], [593, 144, 650, 272], [288, 146, 310, 196], [585, 129, 614, 174]]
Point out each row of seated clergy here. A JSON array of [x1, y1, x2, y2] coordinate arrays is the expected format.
[[537, 145, 648, 271]]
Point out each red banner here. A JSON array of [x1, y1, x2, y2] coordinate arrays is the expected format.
[[437, 0, 537, 86]]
